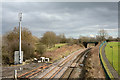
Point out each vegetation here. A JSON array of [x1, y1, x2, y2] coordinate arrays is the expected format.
[[35, 43, 46, 56], [2, 28, 81, 65], [57, 33, 67, 43], [41, 31, 57, 48], [47, 43, 67, 51], [105, 42, 120, 75], [2, 27, 119, 65], [2, 27, 37, 64], [79, 36, 97, 42], [97, 29, 108, 41]]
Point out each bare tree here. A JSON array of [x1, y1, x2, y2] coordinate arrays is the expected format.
[[79, 36, 90, 42], [108, 36, 113, 40], [58, 34, 67, 43], [97, 29, 108, 41]]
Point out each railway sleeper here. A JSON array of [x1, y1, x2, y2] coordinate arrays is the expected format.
[[61, 48, 91, 79], [70, 63, 79, 68], [60, 68, 73, 79]]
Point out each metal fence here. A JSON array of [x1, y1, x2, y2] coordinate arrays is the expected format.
[[99, 41, 107, 50]]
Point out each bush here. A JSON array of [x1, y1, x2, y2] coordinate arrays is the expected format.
[[41, 31, 57, 48], [2, 53, 10, 65], [2, 27, 36, 65], [22, 41, 35, 60], [36, 44, 46, 56]]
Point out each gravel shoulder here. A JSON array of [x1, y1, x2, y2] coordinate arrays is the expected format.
[[81, 45, 105, 78]]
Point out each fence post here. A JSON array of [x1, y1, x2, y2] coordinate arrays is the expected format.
[[14, 70, 17, 80]]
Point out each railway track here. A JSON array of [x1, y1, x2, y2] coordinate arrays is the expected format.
[[39, 48, 91, 80], [17, 49, 82, 79], [17, 63, 52, 79], [39, 49, 83, 79], [17, 48, 91, 80], [61, 48, 91, 79]]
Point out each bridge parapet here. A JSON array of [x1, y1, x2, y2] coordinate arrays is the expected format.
[[82, 42, 99, 48]]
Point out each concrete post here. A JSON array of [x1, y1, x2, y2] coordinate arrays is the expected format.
[[14, 70, 17, 80]]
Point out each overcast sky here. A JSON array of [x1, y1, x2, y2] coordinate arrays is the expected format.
[[2, 2, 118, 38]]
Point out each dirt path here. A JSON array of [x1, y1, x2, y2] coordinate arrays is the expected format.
[[81, 45, 105, 78]]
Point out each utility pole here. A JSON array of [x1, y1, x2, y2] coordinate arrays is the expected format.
[[19, 13, 22, 64]]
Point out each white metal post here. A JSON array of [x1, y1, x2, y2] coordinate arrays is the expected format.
[[19, 13, 22, 64], [14, 70, 17, 80]]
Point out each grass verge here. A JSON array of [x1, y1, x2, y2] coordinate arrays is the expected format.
[[105, 42, 120, 75], [47, 43, 67, 51]]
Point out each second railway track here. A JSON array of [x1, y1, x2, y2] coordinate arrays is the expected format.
[[17, 48, 91, 80], [60, 48, 91, 80], [39, 48, 91, 80], [17, 63, 52, 79]]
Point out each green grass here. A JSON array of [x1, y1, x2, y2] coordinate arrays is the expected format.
[[105, 42, 120, 75], [47, 43, 67, 51]]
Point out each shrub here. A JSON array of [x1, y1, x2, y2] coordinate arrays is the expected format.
[[36, 44, 46, 56]]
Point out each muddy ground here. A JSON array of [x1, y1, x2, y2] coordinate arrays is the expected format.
[[80, 45, 105, 79]]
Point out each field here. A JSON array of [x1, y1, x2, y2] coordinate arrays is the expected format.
[[47, 43, 67, 51], [105, 42, 120, 75]]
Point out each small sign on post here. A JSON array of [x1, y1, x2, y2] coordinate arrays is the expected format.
[[14, 51, 23, 65]]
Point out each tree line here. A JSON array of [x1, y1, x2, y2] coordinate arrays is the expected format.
[[2, 27, 119, 65]]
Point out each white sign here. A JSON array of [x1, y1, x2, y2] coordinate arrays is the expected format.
[[14, 51, 23, 64]]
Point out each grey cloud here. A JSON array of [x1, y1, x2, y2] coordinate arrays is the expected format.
[[2, 2, 118, 38]]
